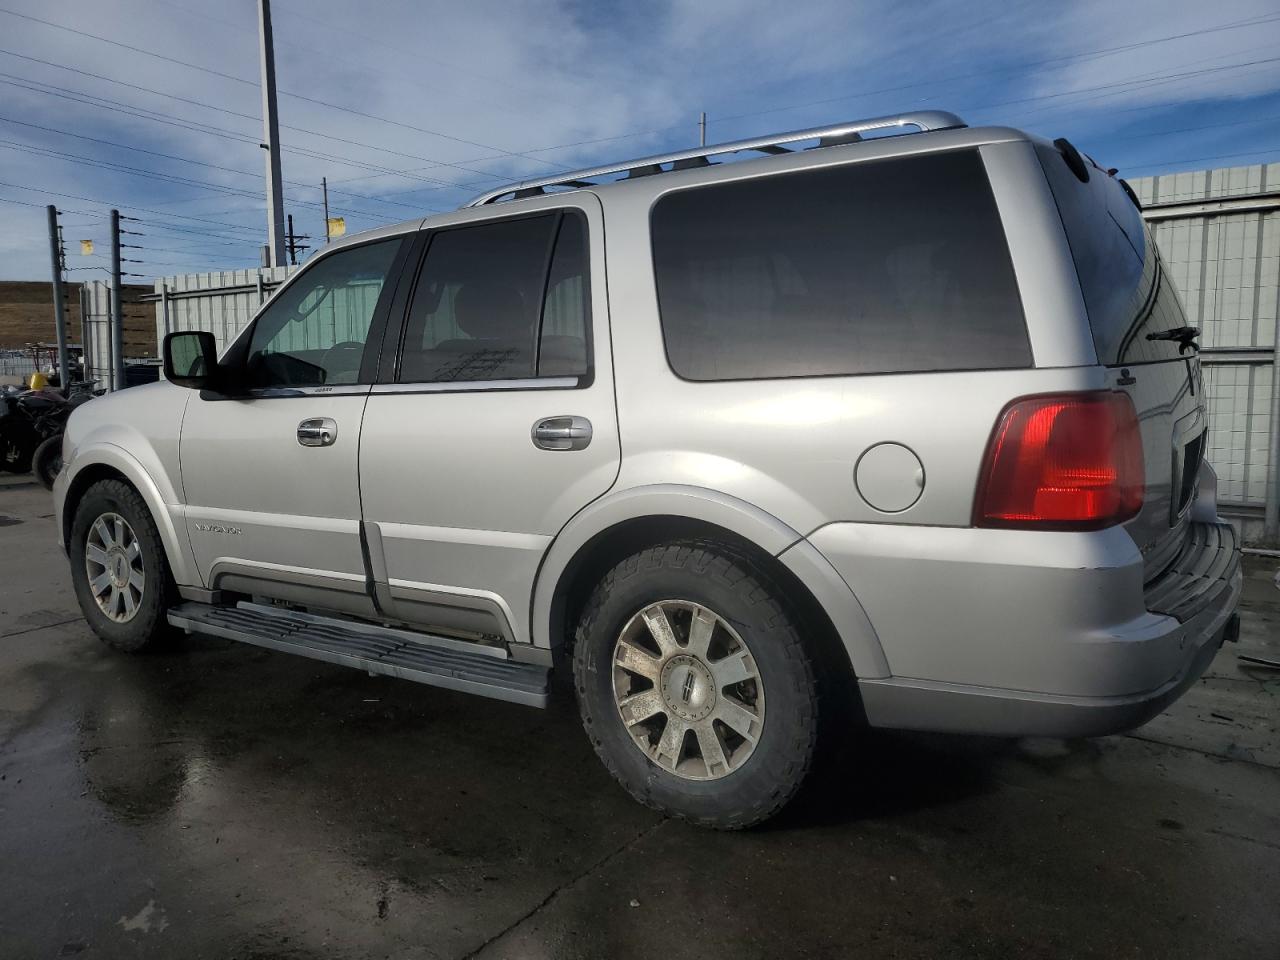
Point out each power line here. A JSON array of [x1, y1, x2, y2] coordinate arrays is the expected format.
[[993, 47, 1280, 129], [707, 11, 1280, 130], [0, 139, 341, 213], [0, 179, 269, 234], [340, 7, 1280, 183], [971, 55, 1280, 116], [152, 0, 552, 123], [0, 68, 492, 191], [1114, 145, 1280, 174], [0, 114, 434, 215], [0, 6, 561, 169]]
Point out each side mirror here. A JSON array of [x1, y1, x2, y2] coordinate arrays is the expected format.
[[163, 331, 218, 390]]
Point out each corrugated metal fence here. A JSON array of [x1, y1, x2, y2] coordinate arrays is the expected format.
[[81, 280, 112, 388], [153, 266, 298, 353], [1131, 163, 1280, 541]]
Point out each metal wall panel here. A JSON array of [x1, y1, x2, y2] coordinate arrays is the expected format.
[[155, 266, 297, 354], [1131, 163, 1279, 540], [83, 280, 114, 390]]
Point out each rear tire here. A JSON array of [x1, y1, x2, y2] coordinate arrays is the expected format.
[[32, 435, 62, 490], [69, 479, 176, 653], [573, 540, 819, 829]]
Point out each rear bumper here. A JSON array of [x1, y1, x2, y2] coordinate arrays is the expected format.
[[856, 583, 1239, 738], [809, 519, 1242, 738]]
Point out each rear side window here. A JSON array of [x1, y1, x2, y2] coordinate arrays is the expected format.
[[650, 150, 1030, 381], [1035, 144, 1190, 365], [399, 211, 591, 383]]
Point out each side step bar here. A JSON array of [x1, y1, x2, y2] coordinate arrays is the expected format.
[[168, 601, 550, 707]]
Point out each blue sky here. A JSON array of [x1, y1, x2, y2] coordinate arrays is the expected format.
[[0, 0, 1278, 280]]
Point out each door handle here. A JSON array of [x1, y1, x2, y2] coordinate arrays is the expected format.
[[297, 417, 337, 447], [532, 416, 592, 451]]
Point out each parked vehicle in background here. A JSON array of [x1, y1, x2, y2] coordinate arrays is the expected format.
[[0, 381, 93, 482], [53, 111, 1241, 828]]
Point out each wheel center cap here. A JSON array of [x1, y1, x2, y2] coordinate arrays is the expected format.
[[108, 548, 129, 588], [660, 655, 715, 722]]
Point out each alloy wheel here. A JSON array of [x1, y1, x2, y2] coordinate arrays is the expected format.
[[611, 599, 765, 781], [84, 512, 145, 623]]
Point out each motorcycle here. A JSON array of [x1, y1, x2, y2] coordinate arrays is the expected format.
[[0, 381, 96, 489]]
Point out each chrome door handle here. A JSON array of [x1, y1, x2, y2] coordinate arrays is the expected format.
[[532, 416, 592, 451], [297, 417, 337, 447]]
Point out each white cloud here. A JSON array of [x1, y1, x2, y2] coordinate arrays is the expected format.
[[0, 0, 1277, 279]]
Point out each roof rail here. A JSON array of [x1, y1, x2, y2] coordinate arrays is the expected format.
[[463, 110, 965, 208]]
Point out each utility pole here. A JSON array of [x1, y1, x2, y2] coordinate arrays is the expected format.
[[284, 214, 310, 266], [45, 205, 70, 390], [110, 209, 125, 392], [258, 0, 286, 267], [699, 111, 707, 147], [1267, 302, 1280, 541], [45, 207, 71, 391], [322, 176, 330, 244]]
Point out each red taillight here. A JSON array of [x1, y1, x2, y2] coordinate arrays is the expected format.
[[974, 392, 1144, 530]]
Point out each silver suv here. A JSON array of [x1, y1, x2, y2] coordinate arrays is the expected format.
[[53, 112, 1242, 828]]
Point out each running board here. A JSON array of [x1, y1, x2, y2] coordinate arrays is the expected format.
[[167, 601, 549, 707]]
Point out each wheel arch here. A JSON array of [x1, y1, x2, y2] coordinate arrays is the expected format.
[[59, 445, 198, 588], [532, 485, 889, 681]]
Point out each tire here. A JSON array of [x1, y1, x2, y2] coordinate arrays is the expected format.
[[573, 540, 819, 829], [69, 479, 176, 653], [31, 435, 63, 490]]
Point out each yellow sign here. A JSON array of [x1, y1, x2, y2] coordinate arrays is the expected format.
[[80, 239, 94, 255], [326, 217, 346, 239]]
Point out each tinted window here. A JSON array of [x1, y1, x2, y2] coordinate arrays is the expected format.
[[246, 238, 402, 387], [651, 150, 1029, 381], [399, 211, 591, 383], [1036, 144, 1190, 365], [539, 213, 590, 377]]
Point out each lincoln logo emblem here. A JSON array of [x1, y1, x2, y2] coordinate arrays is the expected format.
[[681, 672, 696, 704]]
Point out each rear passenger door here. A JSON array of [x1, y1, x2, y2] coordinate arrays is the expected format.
[[359, 195, 618, 644]]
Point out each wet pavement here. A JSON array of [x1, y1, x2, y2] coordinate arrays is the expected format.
[[2, 473, 1278, 959]]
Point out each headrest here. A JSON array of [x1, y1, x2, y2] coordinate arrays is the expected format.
[[454, 284, 526, 340]]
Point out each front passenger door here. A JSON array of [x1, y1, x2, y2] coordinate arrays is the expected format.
[[180, 236, 408, 613]]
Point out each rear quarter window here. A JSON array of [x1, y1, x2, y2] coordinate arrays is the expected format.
[[1035, 143, 1191, 365], [650, 149, 1030, 381]]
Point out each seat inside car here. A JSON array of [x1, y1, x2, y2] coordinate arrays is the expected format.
[[403, 281, 534, 382]]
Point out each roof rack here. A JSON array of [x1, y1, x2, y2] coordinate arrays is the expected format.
[[463, 111, 965, 208]]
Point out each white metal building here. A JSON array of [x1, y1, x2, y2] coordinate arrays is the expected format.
[[1130, 162, 1279, 543]]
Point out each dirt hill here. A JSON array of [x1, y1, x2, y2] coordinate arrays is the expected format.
[[0, 280, 155, 357]]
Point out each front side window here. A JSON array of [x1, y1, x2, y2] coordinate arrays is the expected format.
[[245, 238, 403, 388], [399, 211, 591, 383], [651, 150, 1030, 381]]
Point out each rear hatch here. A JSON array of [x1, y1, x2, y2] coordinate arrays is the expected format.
[[1036, 142, 1206, 578]]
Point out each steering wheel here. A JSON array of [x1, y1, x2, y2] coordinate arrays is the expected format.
[[319, 341, 365, 384]]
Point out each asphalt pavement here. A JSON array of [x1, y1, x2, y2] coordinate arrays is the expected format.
[[2, 473, 1278, 960]]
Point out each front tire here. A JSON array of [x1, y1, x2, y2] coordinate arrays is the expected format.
[[69, 479, 176, 652], [573, 541, 819, 829]]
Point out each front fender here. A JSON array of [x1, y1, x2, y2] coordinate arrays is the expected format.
[[57, 442, 199, 589], [530, 484, 889, 679]]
